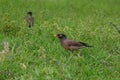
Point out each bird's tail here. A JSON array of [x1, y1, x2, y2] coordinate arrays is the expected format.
[[85, 45, 93, 47], [79, 42, 93, 47]]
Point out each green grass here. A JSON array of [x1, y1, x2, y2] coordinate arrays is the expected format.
[[0, 0, 120, 80]]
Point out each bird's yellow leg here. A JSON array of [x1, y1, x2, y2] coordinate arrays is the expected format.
[[77, 51, 81, 57], [70, 50, 74, 58]]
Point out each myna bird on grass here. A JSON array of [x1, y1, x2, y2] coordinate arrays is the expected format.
[[26, 11, 34, 28], [56, 34, 93, 54]]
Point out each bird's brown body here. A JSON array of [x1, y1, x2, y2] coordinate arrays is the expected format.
[[61, 39, 84, 51], [56, 34, 92, 53], [26, 12, 34, 28]]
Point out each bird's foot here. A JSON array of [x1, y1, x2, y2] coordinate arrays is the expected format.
[[77, 52, 81, 57]]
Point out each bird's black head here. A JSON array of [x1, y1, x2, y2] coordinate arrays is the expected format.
[[27, 11, 32, 16], [56, 34, 67, 39]]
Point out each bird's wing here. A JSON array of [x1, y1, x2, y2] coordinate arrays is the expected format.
[[78, 42, 91, 47], [63, 39, 84, 47], [64, 39, 92, 47], [62, 39, 82, 50], [30, 17, 34, 25]]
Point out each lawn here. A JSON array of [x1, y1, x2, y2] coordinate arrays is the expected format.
[[0, 0, 120, 80]]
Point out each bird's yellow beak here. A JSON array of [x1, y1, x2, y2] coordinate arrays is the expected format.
[[54, 34, 57, 37]]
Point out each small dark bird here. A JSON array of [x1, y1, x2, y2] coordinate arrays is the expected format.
[[26, 12, 34, 28], [56, 34, 93, 53]]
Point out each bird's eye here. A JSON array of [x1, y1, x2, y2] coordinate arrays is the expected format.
[[59, 35, 62, 37]]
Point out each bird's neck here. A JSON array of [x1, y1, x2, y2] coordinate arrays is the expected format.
[[60, 38, 66, 43], [28, 15, 32, 17], [61, 37, 67, 40]]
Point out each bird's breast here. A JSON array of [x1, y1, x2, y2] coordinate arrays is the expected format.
[[61, 42, 71, 50]]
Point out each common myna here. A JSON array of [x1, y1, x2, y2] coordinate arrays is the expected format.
[[26, 12, 34, 28], [56, 34, 93, 53]]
